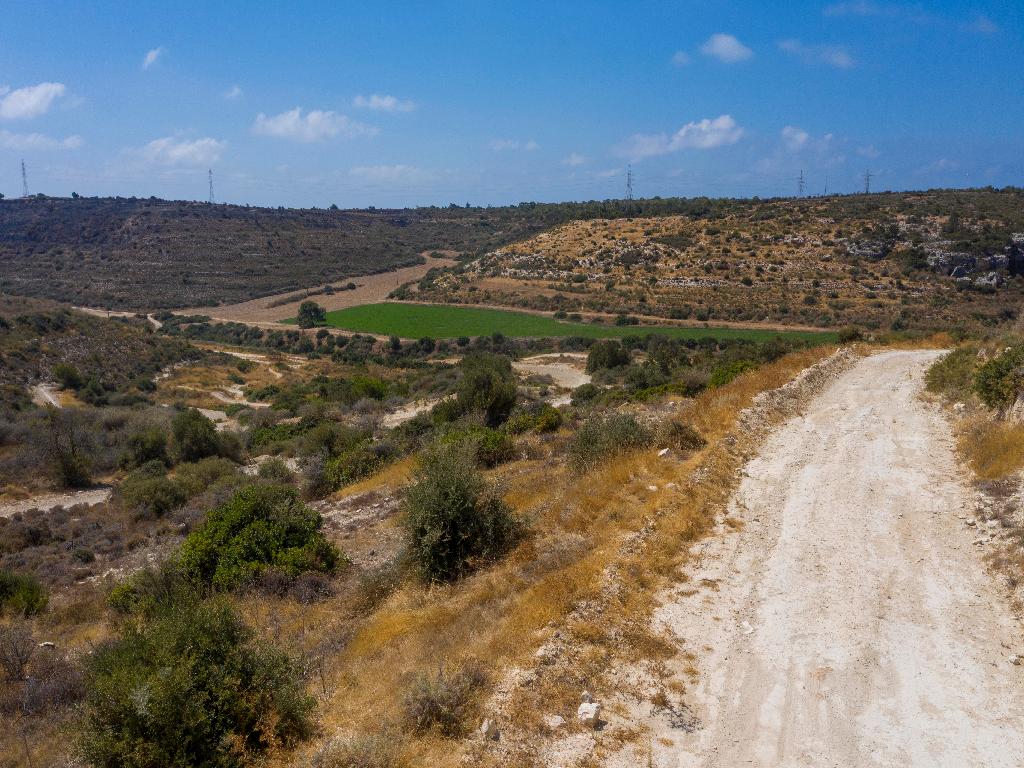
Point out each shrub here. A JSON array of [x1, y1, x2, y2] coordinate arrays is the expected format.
[[0, 623, 34, 681], [178, 484, 340, 591], [402, 443, 521, 582], [442, 426, 516, 468], [974, 346, 1024, 410], [121, 425, 170, 469], [53, 362, 83, 390], [926, 347, 978, 401], [172, 408, 221, 463], [313, 732, 400, 768], [41, 406, 93, 487], [657, 420, 707, 452], [119, 462, 187, 518], [534, 404, 563, 432], [456, 353, 517, 427], [586, 340, 630, 373], [78, 598, 314, 768], [571, 383, 600, 405], [0, 569, 48, 616], [324, 445, 386, 490], [569, 412, 652, 470], [503, 404, 562, 435], [402, 661, 487, 737], [257, 457, 294, 483], [837, 325, 863, 343], [708, 359, 757, 388], [175, 456, 241, 497]]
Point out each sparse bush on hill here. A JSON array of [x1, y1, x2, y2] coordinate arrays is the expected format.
[[120, 425, 170, 469], [402, 660, 487, 737], [657, 420, 707, 453], [40, 406, 93, 488], [456, 352, 518, 427], [926, 347, 978, 401], [837, 325, 863, 343], [708, 359, 757, 388], [441, 425, 517, 467], [78, 597, 314, 768], [974, 346, 1024, 410], [402, 443, 521, 582], [172, 408, 222, 462], [586, 340, 631, 372], [568, 412, 652, 470], [118, 461, 188, 519]]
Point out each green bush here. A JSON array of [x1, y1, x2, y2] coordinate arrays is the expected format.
[[569, 412, 652, 470], [402, 443, 521, 582], [257, 457, 294, 483], [974, 346, 1024, 410], [571, 383, 600, 406], [533, 404, 563, 433], [53, 362, 83, 390], [297, 300, 327, 328], [174, 456, 241, 497], [456, 353, 517, 427], [586, 340, 630, 372], [0, 569, 48, 617], [121, 426, 170, 469], [78, 598, 313, 767], [324, 445, 386, 490], [178, 484, 340, 591], [926, 347, 978, 401], [172, 408, 221, 463], [442, 426, 516, 468], [503, 404, 562, 435], [837, 325, 863, 343], [119, 462, 188, 518], [708, 359, 757, 388]]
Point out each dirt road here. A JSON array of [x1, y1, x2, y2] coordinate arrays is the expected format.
[[648, 350, 1024, 767]]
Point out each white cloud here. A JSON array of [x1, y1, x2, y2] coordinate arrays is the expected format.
[[671, 51, 691, 66], [135, 136, 225, 166], [699, 34, 753, 63], [225, 85, 243, 100], [781, 125, 810, 151], [967, 14, 998, 34], [562, 152, 587, 167], [825, 3, 998, 33], [490, 138, 539, 151], [596, 168, 622, 178], [350, 164, 427, 182], [252, 108, 377, 142], [620, 115, 744, 160], [353, 94, 415, 113], [857, 144, 880, 158], [0, 130, 82, 150], [0, 82, 67, 120], [778, 39, 855, 68], [142, 47, 164, 70]]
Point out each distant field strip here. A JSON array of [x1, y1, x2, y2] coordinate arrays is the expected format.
[[311, 303, 835, 342]]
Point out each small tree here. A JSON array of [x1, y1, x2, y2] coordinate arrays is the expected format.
[[172, 408, 220, 463], [297, 301, 327, 328], [456, 353, 517, 427], [41, 406, 92, 487], [402, 443, 521, 582], [585, 340, 630, 373]]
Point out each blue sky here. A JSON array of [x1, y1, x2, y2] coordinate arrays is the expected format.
[[1, 1, 1021, 207]]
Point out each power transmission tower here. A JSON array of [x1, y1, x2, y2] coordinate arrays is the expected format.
[[823, 175, 829, 196], [797, 169, 805, 197], [625, 164, 633, 201], [208, 169, 215, 204], [21, 159, 29, 197], [863, 169, 873, 194]]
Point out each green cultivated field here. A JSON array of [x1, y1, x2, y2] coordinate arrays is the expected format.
[[308, 303, 835, 343]]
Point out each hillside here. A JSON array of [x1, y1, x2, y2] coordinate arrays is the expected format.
[[0, 197, 740, 311], [409, 188, 1024, 332]]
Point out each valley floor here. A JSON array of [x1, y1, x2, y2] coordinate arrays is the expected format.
[[637, 350, 1024, 766]]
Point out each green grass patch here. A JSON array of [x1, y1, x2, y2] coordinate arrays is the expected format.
[[294, 303, 834, 343]]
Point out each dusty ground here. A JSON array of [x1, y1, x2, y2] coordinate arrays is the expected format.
[[626, 350, 1024, 767], [190, 255, 456, 323], [0, 487, 112, 518]]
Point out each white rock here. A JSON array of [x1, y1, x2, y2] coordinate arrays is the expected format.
[[577, 701, 602, 727], [953, 402, 966, 414], [543, 714, 566, 729], [647, 485, 659, 492], [1010, 654, 1022, 666], [658, 448, 670, 457], [966, 518, 976, 526], [741, 620, 754, 635], [480, 718, 499, 740], [37, 641, 55, 649]]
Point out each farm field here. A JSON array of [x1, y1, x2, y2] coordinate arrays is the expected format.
[[312, 302, 836, 342]]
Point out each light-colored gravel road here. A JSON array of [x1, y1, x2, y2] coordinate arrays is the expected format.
[[649, 349, 1024, 767]]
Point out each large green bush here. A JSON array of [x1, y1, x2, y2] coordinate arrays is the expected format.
[[926, 347, 978, 401], [974, 346, 1024, 410], [586, 340, 630, 373], [456, 353, 517, 427], [441, 425, 516, 468], [178, 484, 340, 591], [119, 462, 188, 519], [78, 598, 313, 768], [708, 359, 757, 388], [120, 425, 171, 469], [402, 443, 521, 582], [569, 412, 652, 470]]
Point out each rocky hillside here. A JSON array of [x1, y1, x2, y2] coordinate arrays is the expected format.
[[409, 188, 1024, 332]]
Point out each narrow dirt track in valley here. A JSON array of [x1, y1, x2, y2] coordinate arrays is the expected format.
[[644, 350, 1024, 767]]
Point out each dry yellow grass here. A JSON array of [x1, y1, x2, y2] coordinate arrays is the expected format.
[[958, 418, 1024, 480], [261, 345, 837, 767]]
